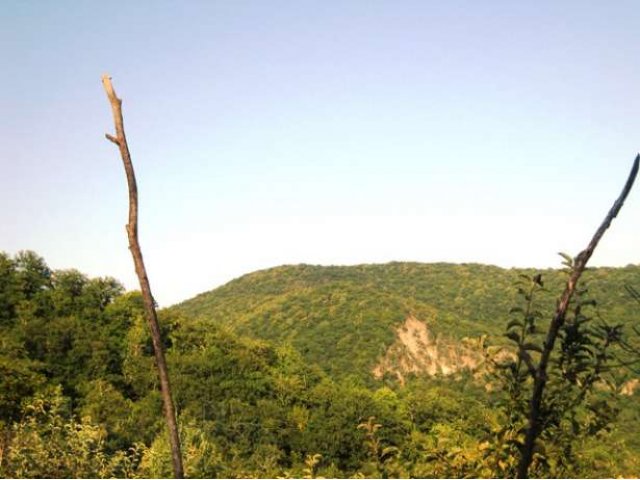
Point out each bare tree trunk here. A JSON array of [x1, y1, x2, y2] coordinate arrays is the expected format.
[[101, 74, 184, 479], [516, 154, 639, 478]]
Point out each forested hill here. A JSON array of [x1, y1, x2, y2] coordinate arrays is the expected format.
[[172, 262, 640, 382]]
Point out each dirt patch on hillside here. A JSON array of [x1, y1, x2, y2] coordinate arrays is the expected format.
[[621, 378, 640, 396], [372, 315, 484, 384]]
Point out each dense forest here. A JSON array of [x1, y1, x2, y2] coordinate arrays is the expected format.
[[173, 262, 640, 383], [1, 250, 640, 477]]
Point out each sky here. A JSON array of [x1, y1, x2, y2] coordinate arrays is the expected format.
[[2, 1, 639, 306]]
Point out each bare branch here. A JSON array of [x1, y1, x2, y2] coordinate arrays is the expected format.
[[105, 133, 119, 145], [102, 74, 184, 478]]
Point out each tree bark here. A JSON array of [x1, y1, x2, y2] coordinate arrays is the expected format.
[[516, 154, 639, 478], [101, 74, 184, 478]]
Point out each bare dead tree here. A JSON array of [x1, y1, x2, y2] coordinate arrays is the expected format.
[[101, 74, 184, 478], [516, 154, 640, 478]]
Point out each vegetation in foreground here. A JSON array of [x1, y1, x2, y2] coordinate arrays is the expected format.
[[1, 251, 639, 477]]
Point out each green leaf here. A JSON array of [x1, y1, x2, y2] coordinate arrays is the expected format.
[[505, 331, 521, 344], [507, 319, 524, 331], [558, 252, 574, 267], [522, 342, 543, 353], [495, 361, 516, 370], [380, 446, 399, 460]]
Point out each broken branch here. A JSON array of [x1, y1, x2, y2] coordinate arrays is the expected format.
[[101, 74, 184, 479]]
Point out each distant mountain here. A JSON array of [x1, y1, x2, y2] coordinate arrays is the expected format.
[[171, 262, 640, 383]]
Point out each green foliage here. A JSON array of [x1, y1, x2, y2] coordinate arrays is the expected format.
[[2, 251, 639, 478], [172, 262, 640, 384], [138, 419, 224, 478], [489, 263, 638, 477], [0, 386, 139, 479], [0, 335, 45, 424], [0, 251, 147, 477]]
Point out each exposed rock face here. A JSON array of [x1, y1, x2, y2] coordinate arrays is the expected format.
[[621, 378, 639, 396], [373, 316, 640, 394], [372, 315, 484, 384]]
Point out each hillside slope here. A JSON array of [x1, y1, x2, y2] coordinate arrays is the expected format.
[[171, 262, 640, 382]]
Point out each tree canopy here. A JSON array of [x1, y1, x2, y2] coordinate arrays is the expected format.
[[1, 251, 639, 478]]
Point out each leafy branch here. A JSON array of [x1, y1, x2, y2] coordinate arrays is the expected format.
[[516, 154, 639, 478]]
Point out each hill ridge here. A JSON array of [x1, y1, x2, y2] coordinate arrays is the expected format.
[[171, 261, 640, 383]]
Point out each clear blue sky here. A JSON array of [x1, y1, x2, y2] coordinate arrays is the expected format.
[[2, 1, 639, 306]]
